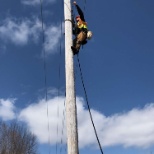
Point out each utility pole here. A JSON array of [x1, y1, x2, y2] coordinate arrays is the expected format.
[[64, 0, 79, 154]]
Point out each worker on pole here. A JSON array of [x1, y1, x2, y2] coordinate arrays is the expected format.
[[71, 1, 88, 55]]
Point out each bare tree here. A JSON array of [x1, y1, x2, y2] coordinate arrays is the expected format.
[[0, 121, 38, 154]]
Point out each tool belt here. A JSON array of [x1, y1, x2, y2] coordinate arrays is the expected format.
[[81, 28, 88, 33]]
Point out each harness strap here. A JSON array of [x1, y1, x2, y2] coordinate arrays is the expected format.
[[65, 19, 73, 23]]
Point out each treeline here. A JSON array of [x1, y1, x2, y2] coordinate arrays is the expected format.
[[0, 121, 38, 154]]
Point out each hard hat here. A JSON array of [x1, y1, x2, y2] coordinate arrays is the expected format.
[[87, 31, 93, 40]]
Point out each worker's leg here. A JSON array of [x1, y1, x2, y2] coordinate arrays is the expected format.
[[73, 37, 77, 47], [75, 32, 87, 51]]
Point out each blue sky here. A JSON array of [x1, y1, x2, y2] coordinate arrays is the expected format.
[[0, 0, 154, 154]]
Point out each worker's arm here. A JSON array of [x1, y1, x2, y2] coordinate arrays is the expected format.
[[73, 1, 85, 21]]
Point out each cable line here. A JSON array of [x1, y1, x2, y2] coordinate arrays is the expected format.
[[76, 54, 104, 154], [59, 93, 67, 154], [83, 0, 87, 12], [39, 0, 51, 153], [56, 0, 68, 154], [56, 1, 64, 153]]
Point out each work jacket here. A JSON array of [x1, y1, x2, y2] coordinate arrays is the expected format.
[[73, 5, 88, 35], [77, 21, 88, 29]]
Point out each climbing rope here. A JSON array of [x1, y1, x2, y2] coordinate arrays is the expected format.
[[76, 54, 104, 154]]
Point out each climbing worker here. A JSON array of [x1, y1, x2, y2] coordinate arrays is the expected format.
[[71, 1, 88, 55]]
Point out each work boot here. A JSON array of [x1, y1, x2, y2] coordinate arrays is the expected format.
[[71, 46, 79, 55], [82, 40, 87, 45]]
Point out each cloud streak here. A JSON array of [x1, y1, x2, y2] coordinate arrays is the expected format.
[[1, 96, 154, 149], [21, 0, 55, 6], [0, 17, 62, 55], [0, 18, 41, 45], [43, 25, 61, 55]]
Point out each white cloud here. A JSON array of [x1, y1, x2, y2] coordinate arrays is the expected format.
[[0, 99, 16, 121], [0, 18, 41, 45], [2, 94, 154, 149], [43, 25, 62, 55], [101, 104, 154, 148], [0, 18, 62, 55], [18, 95, 154, 149], [21, 0, 55, 5], [19, 96, 66, 144]]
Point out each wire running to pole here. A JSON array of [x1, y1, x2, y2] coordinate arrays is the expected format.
[[76, 54, 104, 154], [56, 0, 64, 153], [39, 0, 51, 153], [59, 93, 67, 154], [83, 0, 87, 12]]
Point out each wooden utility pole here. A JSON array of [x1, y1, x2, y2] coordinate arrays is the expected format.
[[64, 0, 79, 154]]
